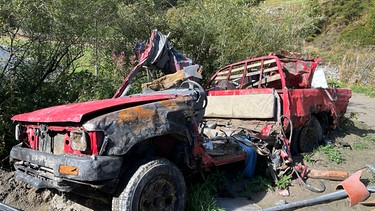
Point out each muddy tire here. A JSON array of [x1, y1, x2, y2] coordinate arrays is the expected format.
[[290, 127, 301, 155], [298, 116, 323, 152], [112, 158, 186, 211]]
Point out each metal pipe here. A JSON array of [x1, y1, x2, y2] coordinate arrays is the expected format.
[[262, 190, 348, 211], [263, 186, 375, 211], [0, 202, 20, 211]]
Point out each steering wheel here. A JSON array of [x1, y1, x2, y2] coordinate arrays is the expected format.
[[179, 79, 207, 110], [179, 79, 205, 93]]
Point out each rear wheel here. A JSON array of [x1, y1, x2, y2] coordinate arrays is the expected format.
[[112, 158, 186, 211], [298, 116, 323, 152]]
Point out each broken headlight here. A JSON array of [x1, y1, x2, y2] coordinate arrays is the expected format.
[[15, 124, 26, 141], [15, 124, 22, 141], [70, 130, 89, 151]]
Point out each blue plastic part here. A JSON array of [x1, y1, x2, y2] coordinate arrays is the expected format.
[[237, 138, 257, 178]]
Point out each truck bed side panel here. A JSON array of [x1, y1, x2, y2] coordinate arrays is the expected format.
[[286, 88, 352, 127]]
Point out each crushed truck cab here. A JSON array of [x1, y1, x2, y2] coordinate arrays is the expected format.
[[10, 90, 204, 190], [9, 31, 351, 210]]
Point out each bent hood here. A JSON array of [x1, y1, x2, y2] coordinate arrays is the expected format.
[[12, 94, 179, 124]]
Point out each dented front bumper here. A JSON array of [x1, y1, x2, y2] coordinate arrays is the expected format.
[[10, 144, 122, 192]]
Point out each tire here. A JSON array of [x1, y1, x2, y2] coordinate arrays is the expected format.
[[298, 116, 323, 152], [290, 127, 301, 155], [112, 158, 186, 211]]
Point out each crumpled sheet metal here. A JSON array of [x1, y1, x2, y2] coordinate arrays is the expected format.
[[336, 169, 370, 206], [83, 95, 196, 156]]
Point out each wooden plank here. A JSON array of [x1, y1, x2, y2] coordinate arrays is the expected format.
[[215, 75, 229, 80], [238, 59, 277, 70], [245, 66, 279, 77], [216, 73, 245, 81], [229, 73, 244, 79], [217, 65, 246, 76], [217, 59, 277, 76], [253, 74, 281, 86], [216, 66, 279, 81], [217, 70, 230, 76]]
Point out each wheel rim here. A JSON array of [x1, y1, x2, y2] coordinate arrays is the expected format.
[[139, 176, 177, 211]]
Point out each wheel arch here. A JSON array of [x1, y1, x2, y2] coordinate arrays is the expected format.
[[112, 133, 191, 197]]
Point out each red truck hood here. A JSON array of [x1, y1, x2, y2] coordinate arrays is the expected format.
[[12, 94, 177, 123]]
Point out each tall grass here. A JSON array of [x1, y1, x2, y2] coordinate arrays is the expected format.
[[267, 0, 309, 7], [186, 170, 226, 211], [351, 85, 375, 98]]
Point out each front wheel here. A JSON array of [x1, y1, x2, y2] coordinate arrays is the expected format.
[[112, 158, 186, 211]]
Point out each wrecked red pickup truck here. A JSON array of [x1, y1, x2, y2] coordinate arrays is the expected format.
[[203, 51, 352, 154], [9, 30, 351, 210]]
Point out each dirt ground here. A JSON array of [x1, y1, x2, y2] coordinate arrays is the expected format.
[[1, 92, 375, 211]]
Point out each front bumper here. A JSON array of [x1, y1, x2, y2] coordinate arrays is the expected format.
[[10, 144, 122, 192]]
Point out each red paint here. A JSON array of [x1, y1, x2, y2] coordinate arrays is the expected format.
[[89, 131, 104, 155], [204, 54, 351, 130], [212, 154, 247, 166], [198, 53, 351, 167], [26, 127, 37, 149], [63, 131, 103, 155], [12, 94, 179, 123]]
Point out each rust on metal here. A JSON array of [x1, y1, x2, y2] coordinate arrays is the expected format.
[[84, 95, 197, 155], [160, 99, 183, 110], [307, 169, 349, 181], [360, 199, 375, 206], [117, 106, 158, 130]]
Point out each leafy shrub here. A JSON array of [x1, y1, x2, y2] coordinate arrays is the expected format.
[[315, 145, 345, 164], [276, 174, 292, 190], [309, 0, 374, 46]]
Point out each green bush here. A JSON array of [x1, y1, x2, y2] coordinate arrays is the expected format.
[[339, 24, 375, 46], [309, 0, 375, 46]]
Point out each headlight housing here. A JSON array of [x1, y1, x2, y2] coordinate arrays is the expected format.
[[70, 130, 89, 151], [15, 124, 22, 141]]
